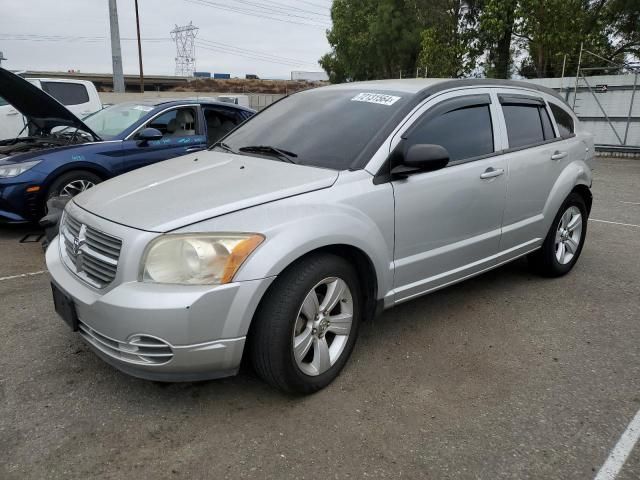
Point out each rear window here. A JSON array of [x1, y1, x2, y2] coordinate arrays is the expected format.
[[502, 104, 547, 149], [41, 82, 90, 106], [223, 89, 411, 170], [549, 103, 575, 138]]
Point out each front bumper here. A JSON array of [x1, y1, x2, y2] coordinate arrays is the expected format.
[[46, 235, 274, 382], [0, 178, 43, 223]]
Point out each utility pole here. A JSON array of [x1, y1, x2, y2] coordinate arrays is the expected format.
[[108, 0, 125, 93], [134, 0, 144, 93], [0, 51, 7, 67]]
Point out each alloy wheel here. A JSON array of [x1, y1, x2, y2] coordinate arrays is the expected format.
[[292, 277, 354, 376], [555, 206, 583, 265], [60, 179, 95, 198]]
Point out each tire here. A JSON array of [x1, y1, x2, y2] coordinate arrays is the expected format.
[[249, 253, 362, 394], [528, 192, 588, 277], [47, 170, 102, 201]]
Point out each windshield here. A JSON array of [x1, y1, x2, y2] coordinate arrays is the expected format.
[[83, 103, 154, 139], [222, 88, 411, 170]]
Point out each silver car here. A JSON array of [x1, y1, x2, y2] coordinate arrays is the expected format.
[[47, 79, 594, 393]]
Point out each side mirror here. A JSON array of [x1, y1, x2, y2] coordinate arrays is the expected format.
[[137, 128, 163, 145], [402, 144, 450, 171]]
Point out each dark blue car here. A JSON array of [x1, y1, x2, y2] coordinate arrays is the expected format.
[[0, 68, 254, 223]]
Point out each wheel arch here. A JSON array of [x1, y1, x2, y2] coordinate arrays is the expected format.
[[43, 162, 110, 191], [571, 184, 593, 215]]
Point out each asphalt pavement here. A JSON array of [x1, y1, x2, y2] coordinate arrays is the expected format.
[[1, 156, 639, 479]]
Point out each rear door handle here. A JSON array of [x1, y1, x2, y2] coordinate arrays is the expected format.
[[551, 151, 568, 161], [480, 167, 504, 179]]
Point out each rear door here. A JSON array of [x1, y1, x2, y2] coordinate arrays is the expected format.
[[495, 89, 571, 251], [391, 89, 508, 302], [118, 105, 207, 174]]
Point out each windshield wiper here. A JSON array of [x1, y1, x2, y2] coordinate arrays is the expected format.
[[211, 141, 237, 153], [238, 145, 298, 164]]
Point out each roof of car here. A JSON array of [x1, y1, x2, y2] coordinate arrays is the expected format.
[[323, 78, 564, 101], [116, 98, 255, 112]]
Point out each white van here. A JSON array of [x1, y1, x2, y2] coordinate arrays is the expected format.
[[0, 77, 102, 140]]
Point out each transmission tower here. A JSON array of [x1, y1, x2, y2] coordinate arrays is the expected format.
[[170, 22, 198, 77]]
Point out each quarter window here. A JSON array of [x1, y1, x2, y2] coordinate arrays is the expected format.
[[407, 103, 494, 162], [41, 82, 90, 106], [549, 103, 575, 138]]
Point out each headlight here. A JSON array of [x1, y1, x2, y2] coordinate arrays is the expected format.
[[140, 233, 264, 285], [0, 160, 42, 178]]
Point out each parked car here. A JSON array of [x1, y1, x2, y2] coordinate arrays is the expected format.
[[47, 79, 594, 393], [0, 76, 102, 140], [0, 68, 255, 223]]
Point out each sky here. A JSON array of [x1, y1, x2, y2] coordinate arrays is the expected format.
[[0, 0, 332, 79]]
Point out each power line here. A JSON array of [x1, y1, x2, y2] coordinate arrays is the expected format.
[[184, 0, 330, 28], [197, 37, 314, 64], [236, 0, 330, 18], [195, 42, 317, 68]]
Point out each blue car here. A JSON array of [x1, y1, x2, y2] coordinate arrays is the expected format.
[[0, 68, 254, 223]]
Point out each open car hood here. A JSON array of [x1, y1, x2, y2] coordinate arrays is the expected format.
[[0, 68, 100, 141]]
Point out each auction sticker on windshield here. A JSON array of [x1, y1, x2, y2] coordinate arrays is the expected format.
[[351, 92, 401, 106]]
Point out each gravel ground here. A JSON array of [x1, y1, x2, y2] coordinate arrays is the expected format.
[[0, 156, 638, 479]]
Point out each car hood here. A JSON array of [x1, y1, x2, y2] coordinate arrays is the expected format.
[[73, 152, 339, 232], [0, 68, 100, 140]]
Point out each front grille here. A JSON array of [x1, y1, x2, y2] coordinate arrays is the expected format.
[[78, 321, 174, 365], [60, 212, 122, 288]]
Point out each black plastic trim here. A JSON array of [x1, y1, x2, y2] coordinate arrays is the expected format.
[[498, 93, 545, 106]]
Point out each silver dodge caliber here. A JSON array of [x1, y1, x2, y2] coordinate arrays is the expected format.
[[47, 79, 594, 393]]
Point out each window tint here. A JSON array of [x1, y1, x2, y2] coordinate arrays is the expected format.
[[502, 104, 545, 148], [144, 107, 197, 138], [540, 107, 556, 140], [407, 104, 494, 161], [0, 96, 8, 107], [204, 107, 243, 145], [223, 89, 410, 170], [41, 82, 90, 106], [549, 103, 575, 138]]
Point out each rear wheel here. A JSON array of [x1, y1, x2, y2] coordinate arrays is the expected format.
[[528, 192, 588, 277], [250, 254, 361, 394]]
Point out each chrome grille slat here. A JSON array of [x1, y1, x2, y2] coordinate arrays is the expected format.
[[60, 212, 122, 288]]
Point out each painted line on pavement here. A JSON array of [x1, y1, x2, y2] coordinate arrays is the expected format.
[[0, 270, 47, 282], [589, 218, 640, 229], [594, 408, 640, 480]]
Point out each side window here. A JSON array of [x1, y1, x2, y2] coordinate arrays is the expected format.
[[0, 96, 8, 107], [549, 103, 575, 138], [203, 107, 243, 145], [144, 107, 197, 138], [41, 82, 89, 106], [406, 98, 494, 162], [502, 104, 546, 149]]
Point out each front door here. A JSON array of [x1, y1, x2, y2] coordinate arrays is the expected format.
[[119, 106, 207, 174], [391, 91, 508, 303]]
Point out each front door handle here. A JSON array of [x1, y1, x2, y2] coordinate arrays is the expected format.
[[551, 151, 568, 161], [185, 146, 203, 152], [480, 167, 504, 180]]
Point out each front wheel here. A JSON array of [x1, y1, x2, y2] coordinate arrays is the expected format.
[[47, 170, 102, 201], [528, 192, 588, 277], [249, 254, 361, 394]]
